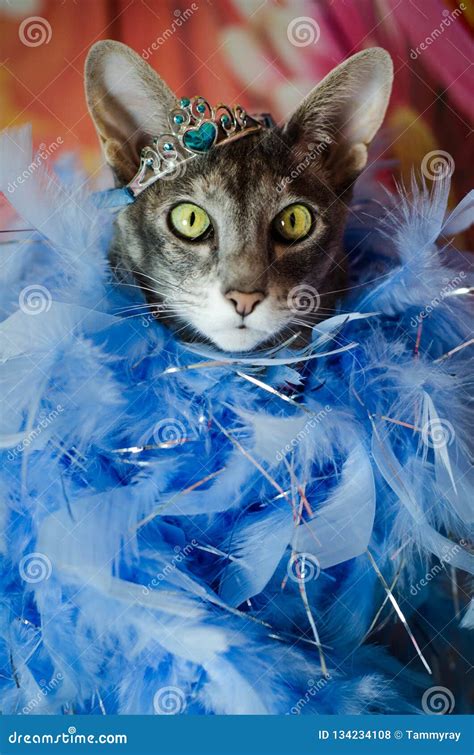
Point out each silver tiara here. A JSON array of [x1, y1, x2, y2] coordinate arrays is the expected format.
[[128, 96, 274, 197]]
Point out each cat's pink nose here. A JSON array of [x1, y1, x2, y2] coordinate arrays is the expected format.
[[225, 290, 265, 317]]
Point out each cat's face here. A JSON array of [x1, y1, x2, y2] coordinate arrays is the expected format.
[[112, 131, 348, 351], [86, 42, 393, 351]]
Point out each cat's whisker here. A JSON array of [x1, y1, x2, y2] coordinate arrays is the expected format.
[[114, 303, 158, 312], [118, 302, 194, 316], [110, 275, 201, 311], [315, 269, 393, 298], [114, 303, 187, 315], [172, 323, 194, 338], [289, 321, 316, 330], [113, 279, 193, 301], [118, 311, 188, 321], [112, 281, 168, 297], [115, 297, 190, 310], [118, 309, 192, 324], [111, 265, 197, 297]]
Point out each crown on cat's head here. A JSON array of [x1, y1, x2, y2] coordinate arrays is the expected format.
[[127, 97, 274, 197]]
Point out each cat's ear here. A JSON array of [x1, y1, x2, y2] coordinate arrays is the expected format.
[[283, 48, 393, 188], [85, 40, 177, 183]]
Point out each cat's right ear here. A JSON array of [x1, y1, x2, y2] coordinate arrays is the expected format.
[[283, 48, 393, 189], [85, 40, 176, 183]]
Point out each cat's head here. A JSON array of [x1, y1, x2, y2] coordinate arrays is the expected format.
[[85, 41, 392, 352]]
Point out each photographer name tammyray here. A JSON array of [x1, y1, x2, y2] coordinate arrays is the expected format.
[[318, 729, 461, 742]]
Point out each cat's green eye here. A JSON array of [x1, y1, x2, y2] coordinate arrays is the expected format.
[[169, 202, 211, 240], [273, 203, 313, 242]]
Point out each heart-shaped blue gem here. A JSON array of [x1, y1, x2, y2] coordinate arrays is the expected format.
[[183, 122, 218, 153]]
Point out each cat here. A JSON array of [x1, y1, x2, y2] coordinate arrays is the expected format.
[[85, 41, 393, 352]]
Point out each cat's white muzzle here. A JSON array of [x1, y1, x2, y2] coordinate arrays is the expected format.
[[186, 283, 283, 352], [208, 326, 269, 352]]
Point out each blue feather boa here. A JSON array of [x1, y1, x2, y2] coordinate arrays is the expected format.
[[0, 127, 472, 715]]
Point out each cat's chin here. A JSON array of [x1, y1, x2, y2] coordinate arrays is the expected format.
[[208, 327, 270, 353]]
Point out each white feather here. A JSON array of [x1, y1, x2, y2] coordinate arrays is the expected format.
[[292, 443, 376, 568]]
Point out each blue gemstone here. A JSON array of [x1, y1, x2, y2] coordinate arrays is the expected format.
[[179, 97, 190, 107], [173, 114, 184, 124], [221, 115, 230, 124], [197, 103, 206, 113], [182, 122, 218, 153], [163, 142, 173, 151]]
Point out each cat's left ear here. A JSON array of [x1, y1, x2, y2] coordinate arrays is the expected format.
[[85, 40, 177, 183], [283, 48, 393, 187]]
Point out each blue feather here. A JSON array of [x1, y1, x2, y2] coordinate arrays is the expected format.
[[0, 127, 472, 715]]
